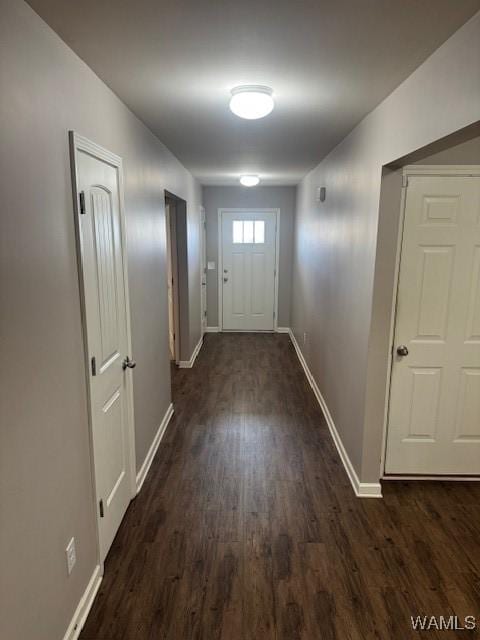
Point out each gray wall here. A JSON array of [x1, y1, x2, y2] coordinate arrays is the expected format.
[[412, 133, 480, 164], [0, 1, 201, 639], [202, 186, 296, 328], [291, 11, 480, 484]]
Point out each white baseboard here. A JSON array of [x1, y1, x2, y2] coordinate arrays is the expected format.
[[288, 329, 382, 499], [384, 475, 480, 481], [136, 403, 174, 494], [275, 326, 290, 333], [62, 565, 103, 640], [205, 326, 220, 333], [178, 336, 203, 368]]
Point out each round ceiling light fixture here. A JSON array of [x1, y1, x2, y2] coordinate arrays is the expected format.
[[239, 175, 260, 187], [229, 85, 274, 120]]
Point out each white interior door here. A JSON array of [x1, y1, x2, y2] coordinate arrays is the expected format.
[[72, 134, 135, 561], [386, 171, 480, 475], [201, 206, 207, 334], [221, 210, 277, 331]]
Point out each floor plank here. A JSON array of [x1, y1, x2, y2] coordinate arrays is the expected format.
[[80, 333, 480, 639]]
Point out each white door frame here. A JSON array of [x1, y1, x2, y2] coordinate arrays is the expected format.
[[69, 132, 137, 564], [381, 164, 480, 480], [217, 208, 280, 332]]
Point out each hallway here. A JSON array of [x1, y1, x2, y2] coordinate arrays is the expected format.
[[80, 334, 480, 640]]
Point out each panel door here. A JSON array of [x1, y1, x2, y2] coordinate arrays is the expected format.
[[77, 146, 133, 560], [222, 211, 277, 331], [386, 174, 480, 474], [201, 206, 207, 333]]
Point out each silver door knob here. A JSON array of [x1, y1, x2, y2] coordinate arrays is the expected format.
[[122, 356, 136, 370], [396, 345, 409, 357]]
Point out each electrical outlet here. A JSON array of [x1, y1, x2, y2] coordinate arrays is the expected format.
[[303, 332, 307, 345], [66, 537, 76, 575]]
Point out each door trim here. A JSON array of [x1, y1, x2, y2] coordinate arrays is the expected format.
[[217, 208, 280, 332], [381, 164, 480, 477], [69, 132, 137, 563]]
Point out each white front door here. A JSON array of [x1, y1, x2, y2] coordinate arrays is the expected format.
[[72, 134, 135, 561], [221, 210, 277, 331], [386, 171, 480, 475]]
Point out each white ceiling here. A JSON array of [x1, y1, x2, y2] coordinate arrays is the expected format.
[[28, 0, 480, 185]]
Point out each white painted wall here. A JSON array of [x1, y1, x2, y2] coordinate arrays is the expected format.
[[291, 12, 480, 484]]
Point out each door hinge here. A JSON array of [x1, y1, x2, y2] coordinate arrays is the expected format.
[[79, 191, 86, 214], [402, 175, 409, 188], [99, 499, 104, 518], [91, 356, 97, 376]]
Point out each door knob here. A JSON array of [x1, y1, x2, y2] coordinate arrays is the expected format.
[[223, 277, 228, 283], [122, 356, 136, 370], [396, 345, 409, 357]]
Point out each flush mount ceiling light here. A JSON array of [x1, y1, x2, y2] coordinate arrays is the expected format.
[[229, 86, 274, 120], [240, 175, 260, 187]]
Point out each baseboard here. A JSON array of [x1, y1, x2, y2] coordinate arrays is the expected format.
[[205, 326, 220, 333], [275, 326, 290, 333], [62, 565, 103, 640], [288, 329, 382, 499], [136, 403, 174, 494], [384, 475, 480, 481], [178, 336, 203, 368]]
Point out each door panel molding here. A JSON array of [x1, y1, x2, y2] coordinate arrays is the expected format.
[[69, 131, 136, 563], [217, 208, 280, 331]]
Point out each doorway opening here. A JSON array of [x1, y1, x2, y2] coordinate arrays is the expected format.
[[367, 124, 480, 480], [218, 208, 279, 331], [70, 132, 136, 565], [385, 165, 480, 475], [164, 192, 189, 368]]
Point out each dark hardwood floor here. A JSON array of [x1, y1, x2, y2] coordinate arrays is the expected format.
[[81, 333, 480, 640]]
